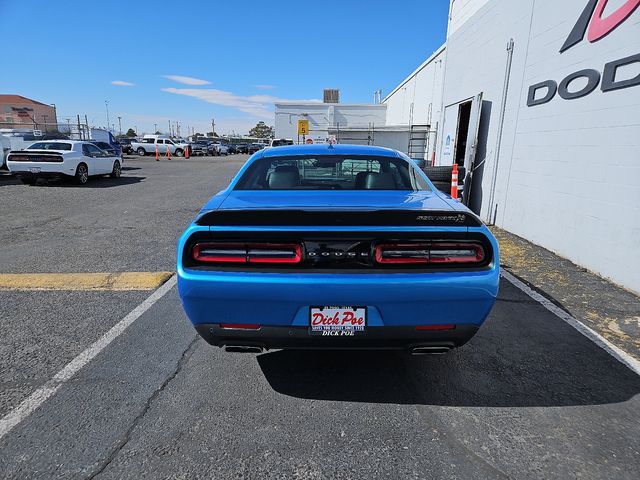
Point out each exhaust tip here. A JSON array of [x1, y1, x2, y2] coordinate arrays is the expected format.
[[224, 345, 264, 354], [410, 346, 451, 355]]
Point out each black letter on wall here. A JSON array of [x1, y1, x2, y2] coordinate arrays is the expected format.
[[558, 69, 601, 100], [527, 80, 558, 107], [602, 53, 640, 92]]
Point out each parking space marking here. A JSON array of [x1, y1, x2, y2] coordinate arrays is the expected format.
[[0, 275, 177, 441], [501, 270, 640, 376], [0, 272, 173, 291]]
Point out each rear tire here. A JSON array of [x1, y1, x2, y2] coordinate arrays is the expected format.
[[137, 148, 146, 156], [75, 163, 88, 185], [110, 160, 121, 178]]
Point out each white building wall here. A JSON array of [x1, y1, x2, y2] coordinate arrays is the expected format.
[[438, 0, 640, 292], [447, 0, 491, 36], [384, 46, 446, 126]]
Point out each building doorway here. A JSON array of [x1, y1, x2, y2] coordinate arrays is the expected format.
[[453, 101, 472, 167]]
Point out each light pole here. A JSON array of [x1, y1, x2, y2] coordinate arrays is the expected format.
[[105, 100, 110, 132], [50, 103, 57, 130], [117, 116, 122, 136], [154, 123, 157, 134]]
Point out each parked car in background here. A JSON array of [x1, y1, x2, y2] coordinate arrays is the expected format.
[[247, 143, 265, 154], [208, 142, 229, 156], [117, 138, 136, 154], [268, 138, 294, 148], [227, 144, 238, 154], [235, 144, 249, 154], [131, 136, 185, 156], [6, 140, 122, 185], [190, 140, 210, 156], [91, 141, 122, 159], [1, 134, 10, 171]]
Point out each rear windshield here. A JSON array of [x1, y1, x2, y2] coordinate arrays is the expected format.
[[272, 139, 294, 147], [28, 142, 72, 151], [235, 155, 430, 191]]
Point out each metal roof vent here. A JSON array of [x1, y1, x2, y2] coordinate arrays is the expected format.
[[323, 89, 339, 104]]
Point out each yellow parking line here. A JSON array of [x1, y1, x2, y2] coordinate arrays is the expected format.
[[0, 272, 174, 291]]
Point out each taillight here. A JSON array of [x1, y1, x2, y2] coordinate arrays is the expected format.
[[416, 324, 456, 331], [375, 242, 484, 265], [193, 243, 302, 264], [219, 323, 261, 330]]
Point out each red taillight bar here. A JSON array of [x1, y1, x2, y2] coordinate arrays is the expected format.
[[193, 243, 302, 264], [219, 323, 261, 330], [193, 243, 246, 263], [375, 242, 485, 265], [416, 324, 456, 331]]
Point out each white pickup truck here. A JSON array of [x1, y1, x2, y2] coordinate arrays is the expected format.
[[131, 136, 186, 157]]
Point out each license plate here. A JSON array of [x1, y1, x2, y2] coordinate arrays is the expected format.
[[309, 306, 366, 336], [29, 167, 41, 173]]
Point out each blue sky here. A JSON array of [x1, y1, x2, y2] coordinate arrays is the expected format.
[[0, 0, 449, 136]]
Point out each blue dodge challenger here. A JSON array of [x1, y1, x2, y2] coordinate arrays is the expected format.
[[177, 144, 499, 354]]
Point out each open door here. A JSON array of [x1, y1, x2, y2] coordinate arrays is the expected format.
[[463, 93, 483, 172], [439, 93, 483, 169]]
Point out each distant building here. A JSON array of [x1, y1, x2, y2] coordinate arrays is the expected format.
[[0, 95, 57, 131], [274, 101, 387, 145]]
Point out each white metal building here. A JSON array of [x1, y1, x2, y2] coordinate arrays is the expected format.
[[384, 0, 640, 293], [274, 101, 387, 145]]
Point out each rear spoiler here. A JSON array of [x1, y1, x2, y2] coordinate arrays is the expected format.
[[196, 210, 483, 227]]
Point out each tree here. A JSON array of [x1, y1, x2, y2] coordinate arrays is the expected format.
[[125, 128, 137, 137], [154, 131, 162, 135], [249, 121, 274, 139]]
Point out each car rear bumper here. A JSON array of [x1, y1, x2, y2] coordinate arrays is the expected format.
[[194, 323, 479, 351], [178, 267, 499, 336]]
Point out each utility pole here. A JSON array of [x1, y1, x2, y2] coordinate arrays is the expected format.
[[176, 121, 180, 138], [211, 118, 215, 137], [168, 120, 171, 137], [105, 100, 110, 132], [117, 116, 122, 136], [77, 115, 82, 140], [153, 123, 157, 134]]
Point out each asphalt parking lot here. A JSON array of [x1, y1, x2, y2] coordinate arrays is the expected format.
[[1, 154, 639, 479]]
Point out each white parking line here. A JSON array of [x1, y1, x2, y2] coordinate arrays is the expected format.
[[0, 275, 177, 441], [501, 270, 640, 377]]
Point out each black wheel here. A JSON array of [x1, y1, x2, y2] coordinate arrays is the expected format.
[[110, 160, 121, 178], [174, 148, 183, 157], [137, 148, 146, 156], [75, 163, 88, 185]]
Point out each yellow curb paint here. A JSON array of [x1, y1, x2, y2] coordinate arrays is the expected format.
[[0, 272, 173, 291]]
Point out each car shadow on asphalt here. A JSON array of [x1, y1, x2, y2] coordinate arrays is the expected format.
[[257, 281, 640, 407], [30, 176, 145, 188]]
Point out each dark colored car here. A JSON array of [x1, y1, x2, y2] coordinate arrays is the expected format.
[[235, 144, 249, 154], [91, 141, 122, 158], [247, 143, 265, 154], [227, 144, 238, 154], [117, 138, 135, 154]]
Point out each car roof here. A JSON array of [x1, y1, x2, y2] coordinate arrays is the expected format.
[[258, 143, 402, 158]]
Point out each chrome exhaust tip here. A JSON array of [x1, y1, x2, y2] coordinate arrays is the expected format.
[[224, 345, 264, 354], [410, 346, 451, 355]]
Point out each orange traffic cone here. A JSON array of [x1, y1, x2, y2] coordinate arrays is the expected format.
[[451, 164, 459, 199], [166, 145, 171, 160], [184, 145, 190, 159], [155, 144, 159, 161]]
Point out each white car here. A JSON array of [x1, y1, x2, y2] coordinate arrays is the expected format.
[[211, 142, 229, 155], [6, 140, 122, 185]]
